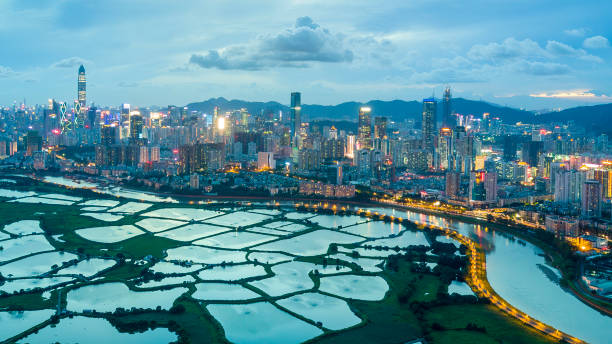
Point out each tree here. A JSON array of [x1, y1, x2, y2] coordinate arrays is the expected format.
[[169, 304, 186, 314]]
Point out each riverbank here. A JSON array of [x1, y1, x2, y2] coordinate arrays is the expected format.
[[366, 199, 612, 317]]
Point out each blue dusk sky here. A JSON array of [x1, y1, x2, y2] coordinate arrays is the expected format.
[[0, 0, 611, 110]]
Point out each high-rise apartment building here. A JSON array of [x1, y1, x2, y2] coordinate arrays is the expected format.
[[582, 180, 602, 217], [445, 171, 460, 199]]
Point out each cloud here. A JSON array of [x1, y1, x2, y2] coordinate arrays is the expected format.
[[530, 89, 612, 101], [545, 40, 602, 63], [411, 56, 486, 83], [516, 61, 570, 76], [0, 65, 16, 78], [189, 17, 353, 71], [467, 38, 546, 63], [564, 28, 587, 37], [117, 81, 139, 88], [51, 57, 90, 68], [583, 35, 610, 49], [421, 38, 578, 82]]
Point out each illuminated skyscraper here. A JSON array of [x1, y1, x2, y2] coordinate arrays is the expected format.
[[442, 87, 452, 128], [78, 65, 86, 108], [345, 134, 355, 159], [422, 98, 437, 152], [373, 116, 388, 139], [290, 92, 301, 141], [357, 106, 372, 150], [129, 111, 144, 143], [121, 104, 130, 125], [101, 125, 117, 146], [76, 65, 86, 128]]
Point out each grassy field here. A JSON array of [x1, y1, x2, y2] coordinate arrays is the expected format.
[[424, 304, 555, 344]]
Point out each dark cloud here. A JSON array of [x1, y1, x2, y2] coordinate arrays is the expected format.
[[189, 17, 353, 71], [51, 57, 90, 68]]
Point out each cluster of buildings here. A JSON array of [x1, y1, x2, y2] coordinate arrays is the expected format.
[[0, 66, 611, 250]]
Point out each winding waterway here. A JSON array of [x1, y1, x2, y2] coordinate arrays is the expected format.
[[365, 206, 611, 344]]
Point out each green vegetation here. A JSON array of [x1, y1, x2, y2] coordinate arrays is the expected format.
[[0, 181, 561, 344], [424, 304, 554, 344]]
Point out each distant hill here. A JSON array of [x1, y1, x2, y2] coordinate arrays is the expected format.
[[185, 97, 534, 123], [185, 97, 286, 116], [184, 97, 612, 134], [534, 103, 612, 134]]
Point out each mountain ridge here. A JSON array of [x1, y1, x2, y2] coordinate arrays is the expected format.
[[185, 97, 612, 134]]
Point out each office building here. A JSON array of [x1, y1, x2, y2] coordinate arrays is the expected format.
[[374, 116, 388, 139], [290, 92, 301, 142], [422, 98, 436, 152], [345, 135, 355, 159], [76, 65, 86, 127], [129, 111, 144, 142], [442, 87, 453, 128], [101, 125, 117, 146], [357, 106, 372, 150]]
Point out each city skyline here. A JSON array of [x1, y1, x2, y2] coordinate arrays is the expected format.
[[1, 2, 610, 344], [0, 1, 611, 109]]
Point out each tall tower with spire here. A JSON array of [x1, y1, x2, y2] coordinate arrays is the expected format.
[[76, 65, 87, 128], [78, 65, 86, 108], [442, 87, 452, 128]]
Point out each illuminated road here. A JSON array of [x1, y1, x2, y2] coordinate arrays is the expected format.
[[425, 222, 585, 344], [296, 203, 587, 343]]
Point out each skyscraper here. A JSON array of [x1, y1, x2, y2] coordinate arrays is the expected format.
[[100, 125, 117, 146], [374, 116, 388, 139], [129, 111, 144, 143], [442, 87, 452, 128], [78, 65, 86, 108], [76, 65, 86, 128], [593, 169, 612, 199], [290, 92, 301, 141], [422, 98, 437, 152], [582, 180, 602, 217], [357, 106, 372, 150]]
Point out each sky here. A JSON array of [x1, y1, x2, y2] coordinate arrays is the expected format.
[[0, 0, 611, 110]]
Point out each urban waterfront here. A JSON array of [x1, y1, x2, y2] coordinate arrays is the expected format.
[[1, 1, 611, 343]]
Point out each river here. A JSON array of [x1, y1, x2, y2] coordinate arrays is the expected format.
[[364, 206, 610, 344]]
